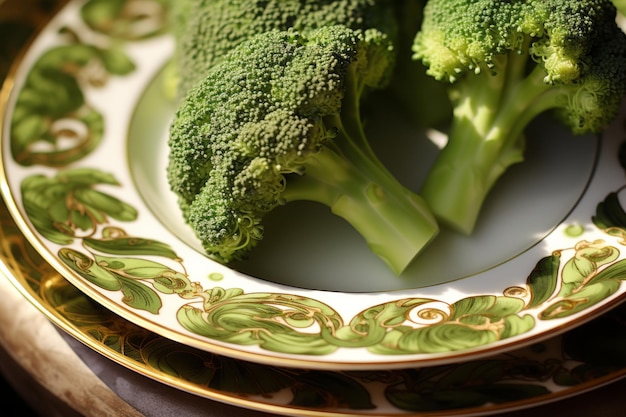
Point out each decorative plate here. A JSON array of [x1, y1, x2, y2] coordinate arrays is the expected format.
[[3, 0, 626, 370], [4, 188, 626, 416]]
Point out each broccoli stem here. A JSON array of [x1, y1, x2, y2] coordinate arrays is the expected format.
[[420, 51, 568, 234], [281, 115, 439, 276]]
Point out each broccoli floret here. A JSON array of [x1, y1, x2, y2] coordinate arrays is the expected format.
[[412, 0, 626, 234], [173, 0, 397, 97], [167, 26, 439, 276]]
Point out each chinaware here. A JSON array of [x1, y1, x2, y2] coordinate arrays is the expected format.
[[3, 184, 626, 416], [3, 0, 626, 370]]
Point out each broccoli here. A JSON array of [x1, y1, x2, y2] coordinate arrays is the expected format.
[[172, 0, 397, 97], [167, 26, 439, 276], [412, 0, 626, 234]]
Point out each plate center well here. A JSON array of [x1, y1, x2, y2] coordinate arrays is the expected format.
[[129, 68, 598, 293]]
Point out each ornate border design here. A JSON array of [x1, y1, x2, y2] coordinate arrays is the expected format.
[[3, 0, 626, 364]]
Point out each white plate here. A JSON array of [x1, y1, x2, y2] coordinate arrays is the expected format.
[[3, 0, 626, 370], [4, 197, 626, 416]]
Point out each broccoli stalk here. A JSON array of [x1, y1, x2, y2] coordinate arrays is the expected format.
[[168, 26, 439, 276], [420, 51, 574, 233], [281, 93, 437, 272], [413, 0, 626, 234]]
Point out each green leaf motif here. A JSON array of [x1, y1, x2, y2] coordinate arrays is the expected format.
[[74, 189, 137, 222], [58, 242, 193, 314], [58, 248, 122, 291], [172, 289, 536, 356], [10, 34, 136, 166], [539, 241, 625, 320], [593, 192, 626, 229], [527, 254, 560, 308], [38, 253, 620, 414], [21, 169, 137, 244], [84, 228, 179, 259], [164, 234, 626, 355], [98, 47, 137, 74], [560, 243, 620, 291], [80, 0, 171, 40], [176, 291, 343, 356], [116, 274, 163, 314]]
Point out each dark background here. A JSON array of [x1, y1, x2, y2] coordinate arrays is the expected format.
[[1, 0, 67, 415], [0, 345, 51, 416]]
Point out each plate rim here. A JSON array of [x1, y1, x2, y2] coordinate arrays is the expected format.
[[3, 0, 626, 371], [2, 182, 626, 416]]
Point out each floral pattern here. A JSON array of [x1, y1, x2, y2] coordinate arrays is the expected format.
[[4, 0, 626, 363]]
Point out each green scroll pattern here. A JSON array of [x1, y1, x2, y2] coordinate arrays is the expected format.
[[52, 200, 626, 355], [80, 0, 171, 40], [11, 0, 626, 357], [9, 0, 170, 167], [6, 196, 626, 414], [10, 28, 134, 166], [21, 168, 137, 244]]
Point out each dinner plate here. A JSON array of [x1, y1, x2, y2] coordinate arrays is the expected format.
[[4, 0, 626, 370], [4, 187, 626, 416]]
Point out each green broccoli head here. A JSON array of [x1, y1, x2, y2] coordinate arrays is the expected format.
[[536, 3, 626, 131], [412, 0, 626, 234], [168, 25, 438, 275], [173, 0, 397, 96]]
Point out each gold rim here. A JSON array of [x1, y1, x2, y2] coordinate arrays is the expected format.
[[3, 1, 626, 416]]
